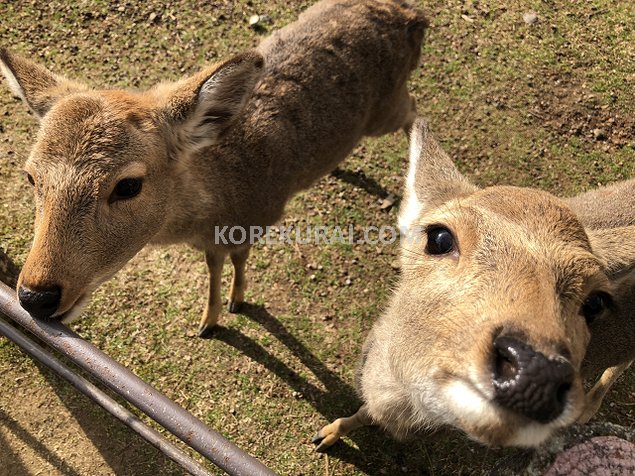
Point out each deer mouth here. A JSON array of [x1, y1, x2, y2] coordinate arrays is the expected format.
[[53, 292, 90, 324], [441, 372, 581, 447]]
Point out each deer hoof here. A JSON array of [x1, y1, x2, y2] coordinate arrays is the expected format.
[[312, 428, 339, 453], [227, 300, 243, 313], [197, 324, 217, 339]]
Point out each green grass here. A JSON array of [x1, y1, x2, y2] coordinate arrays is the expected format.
[[1, 1, 634, 475]]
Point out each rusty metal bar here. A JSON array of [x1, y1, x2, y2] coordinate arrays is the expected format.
[[0, 315, 213, 476], [0, 281, 277, 476]]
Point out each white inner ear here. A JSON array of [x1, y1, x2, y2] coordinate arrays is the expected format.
[[178, 81, 225, 152], [178, 63, 248, 153], [398, 128, 424, 235], [0, 60, 27, 103], [199, 63, 233, 96]]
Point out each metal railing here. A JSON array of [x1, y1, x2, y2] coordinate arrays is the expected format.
[[0, 280, 277, 476]]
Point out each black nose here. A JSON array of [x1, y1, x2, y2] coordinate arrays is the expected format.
[[492, 336, 573, 423], [18, 285, 62, 319]]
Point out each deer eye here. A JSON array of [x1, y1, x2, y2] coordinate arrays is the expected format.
[[581, 292, 611, 325], [425, 226, 456, 255], [110, 178, 143, 203], [25, 172, 35, 186]]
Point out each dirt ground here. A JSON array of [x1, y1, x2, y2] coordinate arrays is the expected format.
[[1, 1, 634, 475]]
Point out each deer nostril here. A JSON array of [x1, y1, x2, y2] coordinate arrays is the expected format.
[[18, 285, 62, 319], [494, 344, 519, 383], [492, 335, 574, 423]]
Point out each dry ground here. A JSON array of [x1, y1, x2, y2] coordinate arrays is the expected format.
[[1, 1, 634, 475]]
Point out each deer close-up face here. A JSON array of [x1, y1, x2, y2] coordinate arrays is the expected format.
[[1, 49, 264, 322], [19, 92, 169, 321], [351, 119, 629, 448], [378, 191, 608, 446]]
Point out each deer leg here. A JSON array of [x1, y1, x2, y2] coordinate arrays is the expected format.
[[228, 246, 250, 313], [312, 404, 372, 453], [198, 250, 226, 338], [578, 361, 633, 424]]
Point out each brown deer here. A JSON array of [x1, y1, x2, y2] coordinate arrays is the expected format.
[[0, 0, 426, 337], [313, 118, 635, 451]]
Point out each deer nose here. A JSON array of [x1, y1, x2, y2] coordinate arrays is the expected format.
[[18, 285, 62, 319], [492, 335, 573, 423]]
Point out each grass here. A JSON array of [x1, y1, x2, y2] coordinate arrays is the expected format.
[[0, 1, 634, 475]]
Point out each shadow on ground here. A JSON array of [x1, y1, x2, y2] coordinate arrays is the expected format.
[[0, 408, 82, 476], [38, 362, 187, 475], [331, 167, 393, 200], [214, 303, 531, 475], [0, 351, 188, 476]]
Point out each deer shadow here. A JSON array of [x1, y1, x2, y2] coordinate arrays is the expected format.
[[1, 336, 187, 476], [331, 167, 393, 200], [212, 303, 528, 474]]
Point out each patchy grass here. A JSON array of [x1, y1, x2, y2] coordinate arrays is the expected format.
[[0, 1, 634, 475]]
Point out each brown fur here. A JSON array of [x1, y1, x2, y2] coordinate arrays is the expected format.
[[314, 118, 635, 451], [566, 179, 635, 230], [0, 0, 426, 333], [565, 185, 635, 378]]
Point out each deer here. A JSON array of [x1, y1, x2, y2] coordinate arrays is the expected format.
[[313, 117, 635, 452], [0, 0, 426, 337]]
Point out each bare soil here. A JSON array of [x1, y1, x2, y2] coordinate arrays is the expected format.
[[0, 1, 634, 475]]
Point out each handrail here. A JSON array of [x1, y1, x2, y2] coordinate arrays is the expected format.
[[0, 281, 276, 476]]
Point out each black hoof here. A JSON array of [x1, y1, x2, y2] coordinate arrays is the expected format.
[[311, 431, 325, 445], [315, 445, 329, 453], [198, 325, 216, 339], [227, 300, 243, 313], [312, 431, 333, 452]]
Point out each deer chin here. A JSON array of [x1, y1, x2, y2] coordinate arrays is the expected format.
[[440, 377, 584, 447], [52, 270, 119, 324], [52, 292, 90, 324]]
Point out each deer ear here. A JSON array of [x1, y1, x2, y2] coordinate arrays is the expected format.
[[399, 118, 478, 232], [583, 226, 635, 375], [163, 51, 264, 154], [587, 227, 635, 277], [0, 48, 87, 119]]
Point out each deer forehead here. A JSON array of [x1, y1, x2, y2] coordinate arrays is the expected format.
[[29, 91, 156, 171], [419, 186, 592, 254], [409, 187, 606, 298], [469, 187, 601, 287], [471, 186, 591, 247]]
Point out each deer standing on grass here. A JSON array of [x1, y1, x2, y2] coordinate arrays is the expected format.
[[313, 118, 635, 451], [0, 0, 426, 337]]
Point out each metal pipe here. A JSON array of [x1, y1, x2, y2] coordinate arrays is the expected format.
[[0, 315, 213, 476], [0, 281, 277, 476]]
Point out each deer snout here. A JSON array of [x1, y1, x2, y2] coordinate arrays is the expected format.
[[492, 336, 573, 423], [18, 284, 62, 319]]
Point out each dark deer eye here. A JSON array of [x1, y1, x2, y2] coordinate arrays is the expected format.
[[110, 178, 143, 202], [25, 172, 35, 186], [425, 226, 456, 255], [581, 292, 611, 325]]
